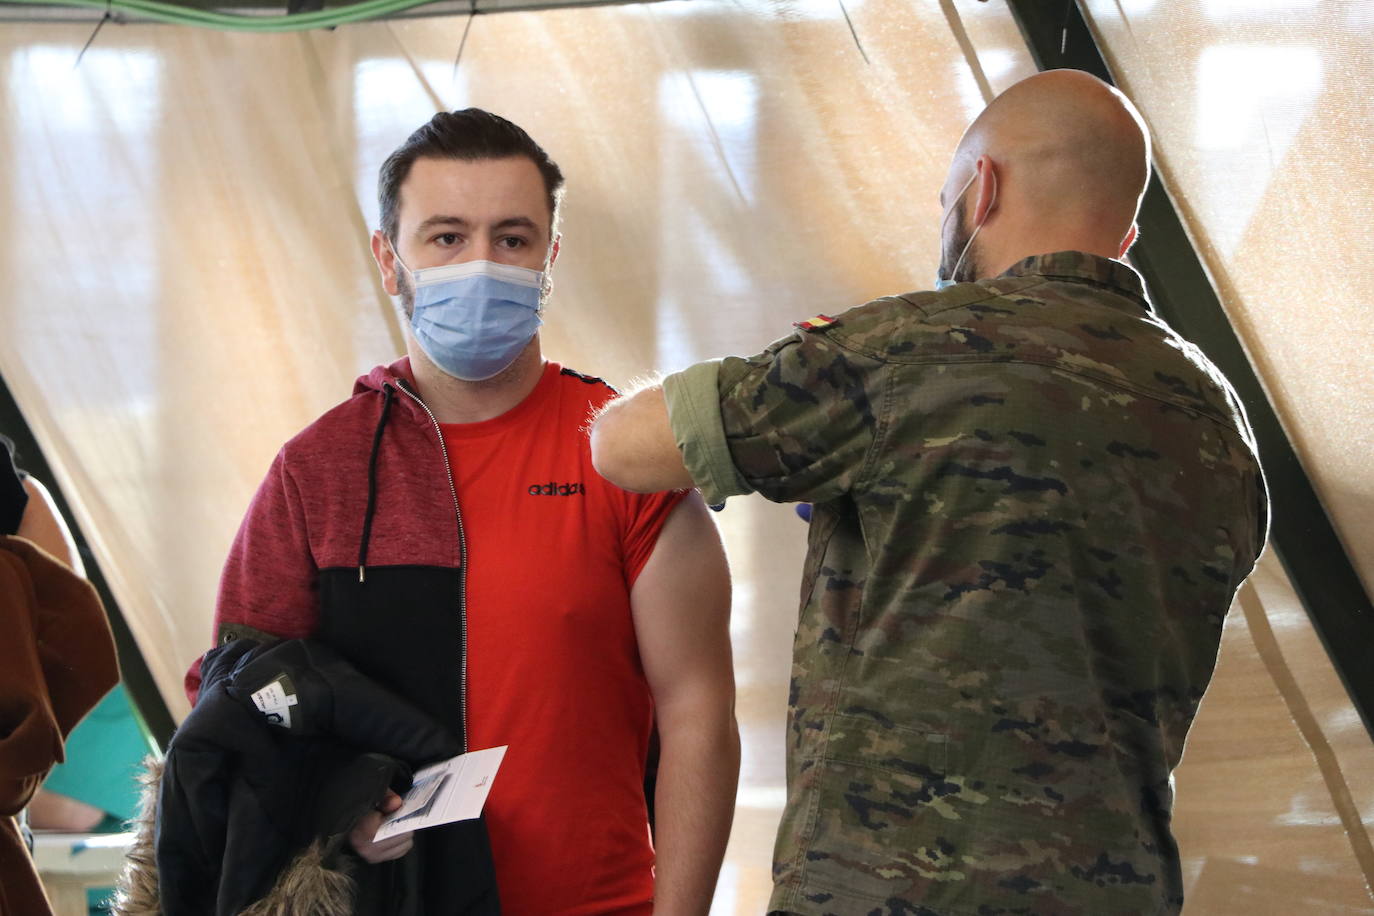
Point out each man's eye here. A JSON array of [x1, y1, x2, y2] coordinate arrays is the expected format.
[[435, 233, 460, 246], [498, 237, 527, 249]]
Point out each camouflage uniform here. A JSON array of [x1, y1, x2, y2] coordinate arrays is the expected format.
[[663, 252, 1268, 916]]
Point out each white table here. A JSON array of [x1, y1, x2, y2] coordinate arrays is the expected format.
[[31, 832, 134, 916]]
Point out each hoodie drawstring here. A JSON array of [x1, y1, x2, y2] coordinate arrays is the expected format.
[[358, 383, 395, 583]]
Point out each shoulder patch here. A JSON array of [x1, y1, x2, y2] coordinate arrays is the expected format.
[[794, 314, 838, 332], [560, 366, 618, 394]]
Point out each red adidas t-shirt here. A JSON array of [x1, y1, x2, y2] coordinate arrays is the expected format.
[[441, 361, 683, 915]]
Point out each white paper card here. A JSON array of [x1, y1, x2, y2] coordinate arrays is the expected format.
[[372, 746, 507, 841]]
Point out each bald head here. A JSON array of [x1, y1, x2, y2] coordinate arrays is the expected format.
[[939, 70, 1151, 279]]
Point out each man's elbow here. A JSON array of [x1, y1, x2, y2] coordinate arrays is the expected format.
[[656, 685, 740, 747]]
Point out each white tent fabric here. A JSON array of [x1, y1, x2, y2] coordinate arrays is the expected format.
[[1, 0, 1370, 909]]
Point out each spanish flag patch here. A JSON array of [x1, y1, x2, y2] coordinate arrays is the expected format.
[[794, 314, 837, 331]]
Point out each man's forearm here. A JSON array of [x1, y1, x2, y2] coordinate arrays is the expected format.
[[651, 700, 741, 915]]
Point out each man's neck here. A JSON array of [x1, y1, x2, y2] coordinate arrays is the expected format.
[[407, 339, 545, 425], [982, 227, 1126, 279]]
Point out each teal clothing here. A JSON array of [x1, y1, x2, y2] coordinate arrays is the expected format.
[[42, 683, 152, 823]]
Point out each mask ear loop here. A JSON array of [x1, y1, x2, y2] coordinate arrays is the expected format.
[[386, 240, 419, 329], [947, 166, 998, 285], [936, 171, 976, 287], [939, 171, 978, 240], [388, 239, 414, 283], [535, 234, 559, 311]]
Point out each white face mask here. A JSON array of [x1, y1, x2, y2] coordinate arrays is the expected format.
[[935, 167, 997, 291]]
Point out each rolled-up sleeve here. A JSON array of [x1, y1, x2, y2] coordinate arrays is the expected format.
[[664, 329, 884, 507]]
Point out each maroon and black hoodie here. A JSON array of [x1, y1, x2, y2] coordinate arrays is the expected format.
[[186, 357, 499, 914]]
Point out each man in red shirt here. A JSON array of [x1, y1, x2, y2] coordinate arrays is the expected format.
[[188, 109, 739, 914]]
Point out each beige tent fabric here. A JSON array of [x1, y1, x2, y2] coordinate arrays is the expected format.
[[0, 0, 1370, 910], [0, 26, 403, 722], [1082, 0, 1374, 593]]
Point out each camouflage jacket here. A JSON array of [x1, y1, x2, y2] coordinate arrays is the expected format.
[[663, 252, 1268, 916]]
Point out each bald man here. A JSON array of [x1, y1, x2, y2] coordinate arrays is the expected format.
[[591, 70, 1268, 915]]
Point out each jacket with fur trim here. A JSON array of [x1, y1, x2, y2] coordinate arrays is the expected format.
[[115, 637, 464, 916]]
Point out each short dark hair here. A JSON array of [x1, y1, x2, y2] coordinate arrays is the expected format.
[[378, 108, 565, 243]]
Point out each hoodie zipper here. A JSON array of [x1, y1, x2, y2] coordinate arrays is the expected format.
[[394, 381, 470, 754]]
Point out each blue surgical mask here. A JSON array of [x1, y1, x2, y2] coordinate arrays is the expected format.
[[393, 253, 545, 382], [934, 167, 997, 290]]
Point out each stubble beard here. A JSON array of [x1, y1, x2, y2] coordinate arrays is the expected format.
[[940, 198, 982, 286], [396, 269, 416, 322]]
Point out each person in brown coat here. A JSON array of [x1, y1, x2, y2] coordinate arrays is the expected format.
[[0, 534, 120, 915]]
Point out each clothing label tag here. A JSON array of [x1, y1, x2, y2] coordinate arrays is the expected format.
[[250, 675, 298, 730], [372, 746, 507, 841]]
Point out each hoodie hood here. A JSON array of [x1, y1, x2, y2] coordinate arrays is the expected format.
[[355, 357, 414, 398], [352, 357, 434, 437]]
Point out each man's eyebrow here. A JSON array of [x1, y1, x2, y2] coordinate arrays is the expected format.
[[415, 215, 470, 234], [413, 215, 540, 235]]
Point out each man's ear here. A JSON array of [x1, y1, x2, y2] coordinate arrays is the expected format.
[[1118, 224, 1139, 258], [371, 230, 399, 297], [971, 155, 999, 226], [548, 235, 561, 269]]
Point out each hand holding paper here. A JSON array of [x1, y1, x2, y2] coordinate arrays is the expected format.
[[372, 746, 508, 842]]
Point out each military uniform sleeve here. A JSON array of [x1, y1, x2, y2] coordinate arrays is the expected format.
[[1216, 369, 1271, 568], [664, 330, 885, 506]]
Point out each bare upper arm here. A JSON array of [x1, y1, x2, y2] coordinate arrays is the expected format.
[[17, 476, 84, 576], [629, 493, 734, 711]]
